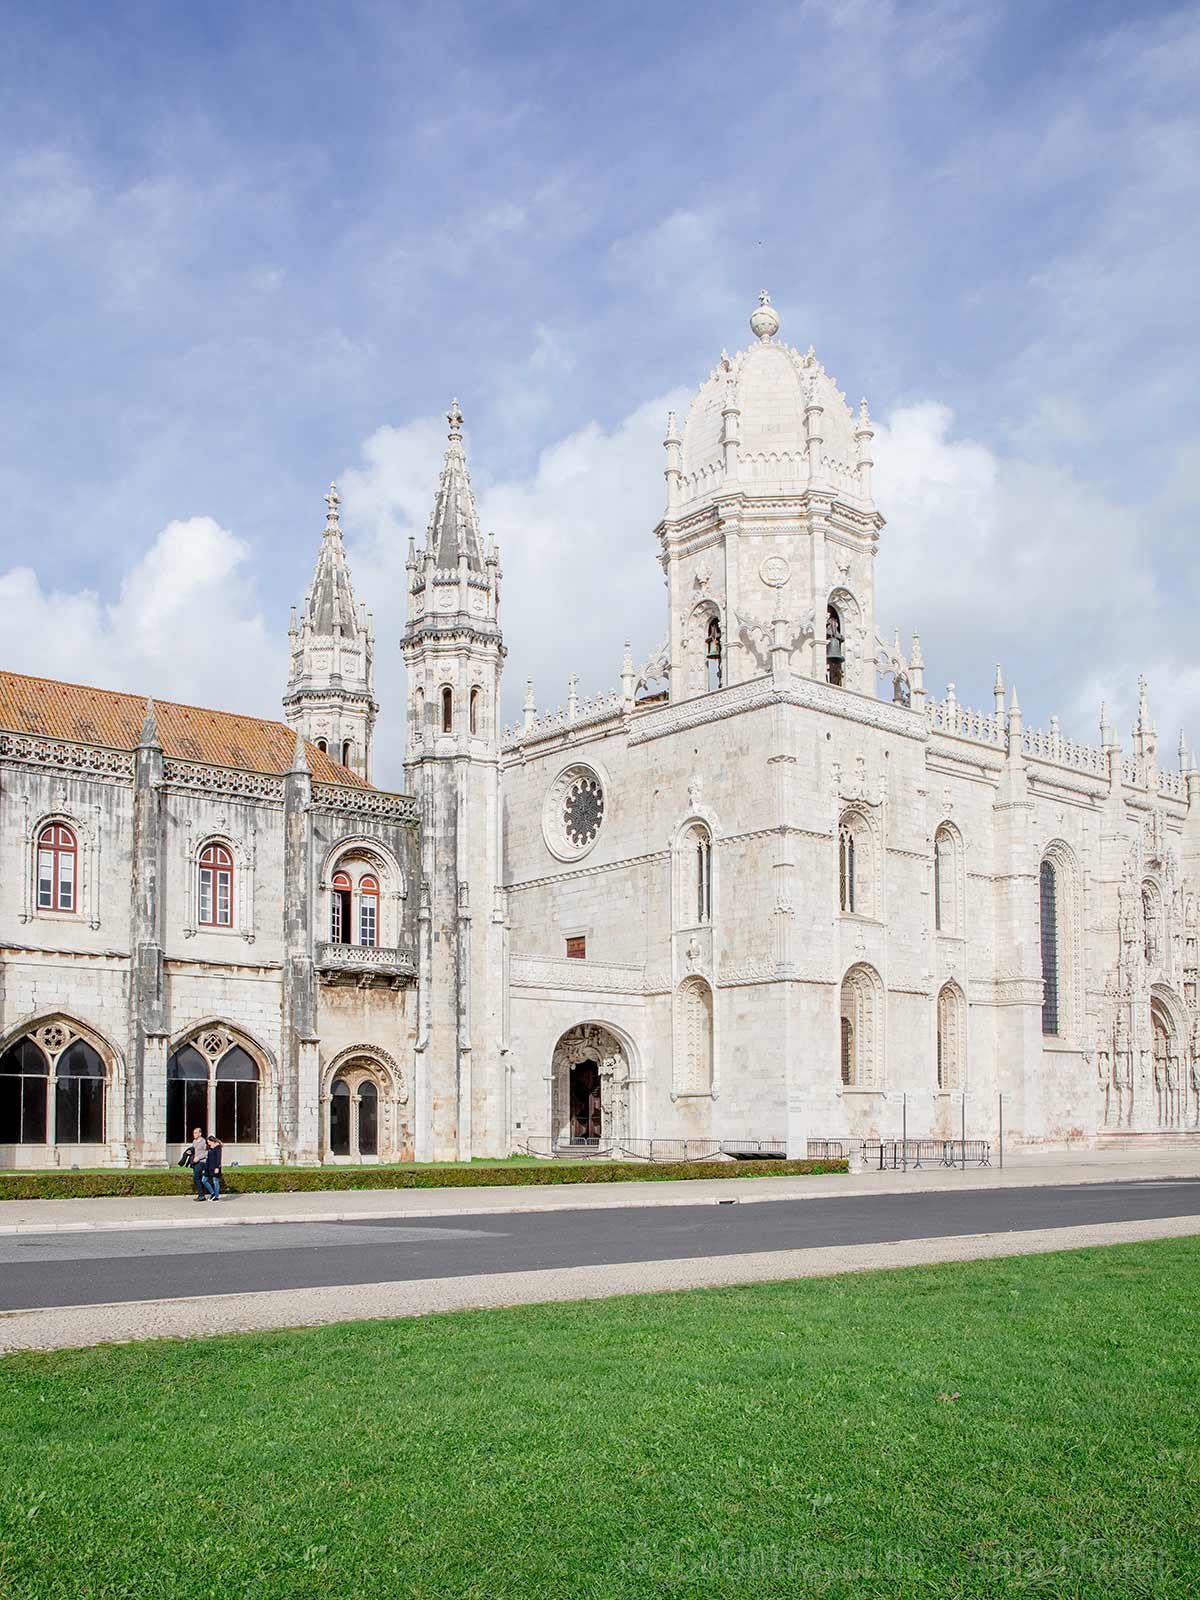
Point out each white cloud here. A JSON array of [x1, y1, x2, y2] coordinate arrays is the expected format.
[[0, 517, 282, 715]]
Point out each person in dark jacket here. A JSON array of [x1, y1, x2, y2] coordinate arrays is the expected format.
[[202, 1134, 224, 1202], [181, 1127, 208, 1201]]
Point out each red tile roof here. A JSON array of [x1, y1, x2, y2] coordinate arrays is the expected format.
[[0, 670, 372, 788]]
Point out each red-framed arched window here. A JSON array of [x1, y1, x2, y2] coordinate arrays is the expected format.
[[36, 823, 77, 912], [331, 872, 353, 943], [359, 875, 380, 948], [198, 842, 234, 927]]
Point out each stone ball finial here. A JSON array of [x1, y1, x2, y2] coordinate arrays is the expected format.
[[750, 288, 780, 342]]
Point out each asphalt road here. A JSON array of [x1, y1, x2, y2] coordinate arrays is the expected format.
[[2, 1179, 1198, 1313]]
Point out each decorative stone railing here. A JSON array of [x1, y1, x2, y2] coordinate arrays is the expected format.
[[315, 942, 416, 978], [926, 697, 1005, 746], [510, 955, 650, 993], [1021, 727, 1108, 776], [1159, 770, 1188, 800], [0, 731, 134, 778], [312, 783, 419, 823], [164, 758, 286, 801], [503, 690, 626, 748]]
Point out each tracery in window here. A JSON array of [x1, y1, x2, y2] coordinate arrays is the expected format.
[[840, 964, 882, 1088], [936, 982, 965, 1091], [1040, 858, 1060, 1036]]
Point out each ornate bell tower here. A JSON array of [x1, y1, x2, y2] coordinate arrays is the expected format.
[[402, 402, 506, 1161], [284, 483, 377, 780]]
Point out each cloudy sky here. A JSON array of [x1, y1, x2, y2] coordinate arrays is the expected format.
[[2, 0, 1197, 788]]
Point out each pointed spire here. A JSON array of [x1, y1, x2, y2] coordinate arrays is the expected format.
[[323, 482, 341, 537], [1179, 729, 1189, 773], [290, 728, 309, 773], [299, 480, 362, 638], [139, 697, 159, 748], [425, 399, 484, 571]]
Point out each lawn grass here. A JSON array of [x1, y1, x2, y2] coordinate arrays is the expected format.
[[2, 1239, 1197, 1599]]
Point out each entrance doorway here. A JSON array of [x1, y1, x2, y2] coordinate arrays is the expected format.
[[569, 1059, 602, 1144]]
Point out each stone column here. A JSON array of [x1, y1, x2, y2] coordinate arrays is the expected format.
[[127, 701, 166, 1164], [281, 733, 318, 1163]]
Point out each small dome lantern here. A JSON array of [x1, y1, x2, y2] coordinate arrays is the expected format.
[[750, 289, 780, 342]]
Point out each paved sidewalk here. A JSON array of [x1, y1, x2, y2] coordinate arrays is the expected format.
[[2, 1147, 1198, 1235], [2, 1212, 1196, 1353]]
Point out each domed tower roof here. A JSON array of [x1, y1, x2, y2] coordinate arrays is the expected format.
[[676, 292, 871, 511]]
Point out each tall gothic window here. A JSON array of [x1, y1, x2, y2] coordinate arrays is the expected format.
[[706, 617, 723, 692], [167, 1040, 261, 1144], [1040, 858, 1060, 1036], [0, 1038, 49, 1143], [697, 833, 713, 923], [166, 1045, 209, 1143], [331, 872, 353, 944], [359, 875, 379, 948], [54, 1040, 106, 1143], [341, 738, 354, 768], [215, 1047, 260, 1143], [826, 604, 845, 688], [1142, 883, 1160, 967], [469, 686, 480, 735], [198, 842, 234, 928], [934, 825, 959, 935], [840, 965, 882, 1088], [441, 685, 454, 734], [673, 976, 714, 1095], [36, 823, 77, 912], [840, 1017, 853, 1086], [839, 822, 856, 912]]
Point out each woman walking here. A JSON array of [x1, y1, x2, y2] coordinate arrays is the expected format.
[[202, 1134, 224, 1202]]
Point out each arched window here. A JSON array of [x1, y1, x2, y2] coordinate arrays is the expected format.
[[215, 1047, 259, 1143], [36, 823, 77, 912], [840, 965, 883, 1088], [1040, 858, 1060, 1036], [166, 1044, 209, 1143], [706, 617, 723, 693], [358, 1079, 379, 1155], [936, 983, 965, 1091], [826, 604, 845, 688], [331, 872, 353, 944], [441, 686, 454, 734], [316, 739, 328, 753], [469, 686, 480, 735], [329, 1078, 351, 1155], [359, 875, 380, 948], [839, 822, 856, 911], [934, 825, 960, 936], [55, 1040, 106, 1143], [198, 842, 234, 928], [696, 833, 712, 923], [0, 1038, 48, 1143], [341, 739, 353, 768]]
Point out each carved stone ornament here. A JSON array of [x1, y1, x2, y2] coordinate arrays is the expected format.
[[542, 763, 606, 863], [760, 555, 791, 589]]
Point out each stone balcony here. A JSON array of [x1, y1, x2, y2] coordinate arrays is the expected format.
[[315, 941, 417, 987]]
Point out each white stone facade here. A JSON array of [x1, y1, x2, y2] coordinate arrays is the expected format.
[[3, 294, 1198, 1167]]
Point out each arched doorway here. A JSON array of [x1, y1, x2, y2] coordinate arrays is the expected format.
[[322, 1050, 410, 1163], [551, 1024, 633, 1149]]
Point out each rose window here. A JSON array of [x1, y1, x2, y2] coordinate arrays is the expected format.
[[563, 775, 604, 848], [543, 764, 607, 860]]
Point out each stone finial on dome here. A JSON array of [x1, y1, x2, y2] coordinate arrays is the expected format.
[[750, 289, 780, 342], [447, 399, 464, 441]]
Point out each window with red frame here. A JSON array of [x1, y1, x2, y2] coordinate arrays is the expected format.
[[36, 823, 77, 912], [565, 936, 586, 960], [359, 876, 380, 947], [331, 872, 352, 943], [198, 843, 234, 927]]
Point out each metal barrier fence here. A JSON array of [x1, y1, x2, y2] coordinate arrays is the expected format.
[[808, 1138, 990, 1169], [515, 1137, 788, 1163]]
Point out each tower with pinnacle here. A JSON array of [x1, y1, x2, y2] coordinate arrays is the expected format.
[[402, 401, 506, 1161], [284, 483, 377, 780]]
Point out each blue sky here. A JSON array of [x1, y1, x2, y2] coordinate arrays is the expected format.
[[2, 0, 1197, 787]]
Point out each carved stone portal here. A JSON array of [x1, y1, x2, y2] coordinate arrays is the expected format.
[[551, 1024, 629, 1147]]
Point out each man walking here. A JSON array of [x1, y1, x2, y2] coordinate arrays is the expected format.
[[182, 1126, 208, 1202]]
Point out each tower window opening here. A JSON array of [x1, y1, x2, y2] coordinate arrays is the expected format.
[[316, 739, 328, 754], [826, 605, 845, 688], [441, 686, 454, 734], [469, 686, 480, 735], [705, 617, 723, 693], [341, 739, 353, 767], [331, 871, 353, 945]]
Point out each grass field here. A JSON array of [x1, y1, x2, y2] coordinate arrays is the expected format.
[[2, 1239, 1197, 1599]]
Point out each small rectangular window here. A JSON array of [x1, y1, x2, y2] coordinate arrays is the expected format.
[[199, 872, 213, 927], [37, 851, 54, 909], [360, 898, 377, 948], [566, 936, 586, 960]]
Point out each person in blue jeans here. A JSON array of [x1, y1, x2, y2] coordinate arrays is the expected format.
[[202, 1135, 224, 1201]]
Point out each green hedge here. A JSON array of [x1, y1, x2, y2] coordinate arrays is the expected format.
[[0, 1158, 845, 1203]]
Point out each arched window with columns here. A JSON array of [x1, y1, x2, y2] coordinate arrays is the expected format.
[[198, 841, 234, 928], [838, 809, 876, 917], [0, 1020, 112, 1147], [167, 1028, 264, 1146], [1039, 841, 1081, 1042], [934, 823, 963, 936], [936, 982, 966, 1090], [840, 964, 883, 1089]]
